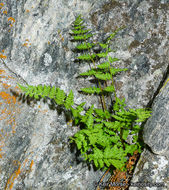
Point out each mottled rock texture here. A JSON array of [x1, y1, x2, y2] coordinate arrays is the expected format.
[[144, 77, 169, 158], [0, 0, 169, 189]]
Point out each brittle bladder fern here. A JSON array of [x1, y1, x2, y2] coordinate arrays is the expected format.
[[17, 14, 151, 171]]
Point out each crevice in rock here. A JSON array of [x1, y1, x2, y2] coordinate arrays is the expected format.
[[146, 63, 169, 109], [0, 58, 28, 85]]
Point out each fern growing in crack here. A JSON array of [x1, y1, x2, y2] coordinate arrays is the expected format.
[[69, 14, 151, 170], [17, 14, 152, 171]]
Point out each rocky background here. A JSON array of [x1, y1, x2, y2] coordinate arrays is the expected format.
[[0, 0, 169, 189]]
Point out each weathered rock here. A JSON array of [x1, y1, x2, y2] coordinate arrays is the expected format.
[[144, 77, 169, 158], [129, 79, 169, 190], [0, 0, 169, 189], [129, 149, 169, 190]]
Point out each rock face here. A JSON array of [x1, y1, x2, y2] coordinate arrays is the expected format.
[[144, 78, 169, 158], [129, 78, 169, 190], [0, 0, 168, 189]]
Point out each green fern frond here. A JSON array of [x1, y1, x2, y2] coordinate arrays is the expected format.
[[49, 86, 57, 99], [96, 52, 108, 58], [73, 34, 93, 41], [94, 109, 111, 119], [70, 102, 86, 125], [43, 85, 51, 97], [103, 85, 115, 92], [99, 43, 108, 49], [74, 25, 85, 30], [71, 29, 91, 35], [17, 83, 28, 92], [94, 73, 112, 81], [79, 69, 97, 76], [108, 56, 120, 63], [81, 105, 94, 123], [133, 108, 152, 122], [64, 90, 74, 109], [76, 42, 94, 50], [80, 87, 101, 94], [73, 14, 84, 26], [97, 62, 110, 69], [54, 88, 66, 105], [77, 54, 96, 60], [86, 114, 94, 129], [110, 67, 128, 75]]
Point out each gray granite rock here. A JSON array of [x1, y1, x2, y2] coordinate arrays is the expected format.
[[129, 149, 169, 190], [0, 0, 169, 189], [144, 77, 169, 158]]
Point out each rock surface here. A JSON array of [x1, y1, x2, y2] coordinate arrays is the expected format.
[[0, 0, 169, 189]]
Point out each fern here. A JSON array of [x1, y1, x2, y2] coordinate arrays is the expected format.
[[64, 90, 74, 109], [17, 14, 152, 172], [76, 43, 94, 50], [77, 54, 96, 61], [80, 87, 101, 94]]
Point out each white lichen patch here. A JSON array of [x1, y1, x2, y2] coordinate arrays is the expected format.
[[151, 156, 168, 182], [43, 53, 52, 66]]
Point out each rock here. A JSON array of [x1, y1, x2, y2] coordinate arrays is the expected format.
[[129, 149, 169, 190], [144, 77, 169, 158], [0, 0, 169, 189]]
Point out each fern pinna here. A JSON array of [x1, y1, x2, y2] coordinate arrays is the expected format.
[[17, 14, 152, 172]]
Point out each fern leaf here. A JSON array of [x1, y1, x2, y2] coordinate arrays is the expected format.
[[74, 25, 85, 30], [110, 67, 128, 75], [122, 130, 129, 141], [81, 105, 94, 123], [77, 54, 96, 61], [17, 83, 28, 92], [124, 144, 138, 155], [134, 108, 152, 122], [96, 52, 108, 58], [97, 62, 110, 69], [73, 34, 93, 41], [86, 114, 94, 129], [108, 56, 120, 63], [103, 85, 115, 92], [54, 88, 66, 105], [112, 114, 127, 122], [48, 86, 57, 99], [76, 42, 94, 50], [98, 159, 104, 168], [111, 159, 126, 170], [94, 73, 112, 81], [94, 109, 111, 119], [94, 159, 98, 168], [80, 87, 101, 94], [25, 85, 35, 97], [94, 108, 105, 118], [99, 43, 108, 49], [93, 148, 104, 159], [79, 69, 96, 76], [64, 90, 74, 109], [73, 14, 83, 26], [71, 29, 90, 35], [43, 85, 51, 97]]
